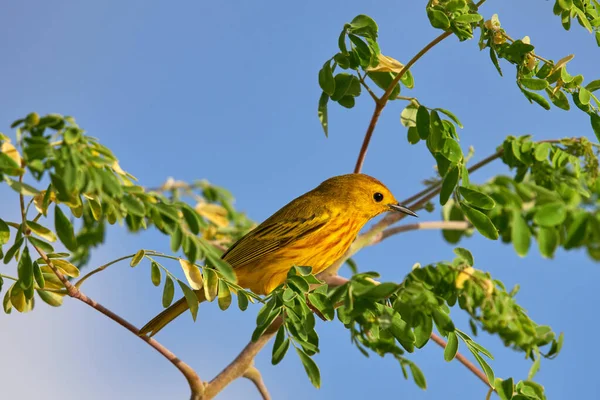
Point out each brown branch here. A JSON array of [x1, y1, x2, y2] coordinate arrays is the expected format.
[[243, 364, 272, 400], [373, 220, 471, 245], [353, 0, 489, 173], [29, 245, 205, 399], [430, 333, 491, 387], [204, 273, 349, 398], [354, 31, 453, 173], [204, 318, 282, 399], [354, 103, 385, 173]]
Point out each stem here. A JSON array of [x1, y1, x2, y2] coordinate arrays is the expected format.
[[203, 319, 281, 399], [0, 273, 18, 281], [357, 71, 379, 103], [430, 333, 491, 387], [354, 31, 453, 173], [354, 103, 385, 173], [375, 221, 471, 244], [75, 254, 137, 289], [31, 244, 206, 399], [243, 365, 271, 400]]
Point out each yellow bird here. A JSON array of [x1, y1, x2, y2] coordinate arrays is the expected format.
[[140, 173, 416, 336]]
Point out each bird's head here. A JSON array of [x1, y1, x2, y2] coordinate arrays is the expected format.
[[316, 173, 417, 220]]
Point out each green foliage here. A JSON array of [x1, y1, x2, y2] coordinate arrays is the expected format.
[[2, 4, 599, 398]]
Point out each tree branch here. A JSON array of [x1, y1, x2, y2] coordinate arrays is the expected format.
[[203, 318, 282, 399], [354, 30, 453, 173], [243, 364, 272, 400], [372, 220, 471, 245], [30, 245, 206, 399], [430, 333, 491, 387]]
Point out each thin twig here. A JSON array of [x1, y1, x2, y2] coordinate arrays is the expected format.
[[354, 103, 385, 173], [31, 244, 206, 399], [357, 71, 380, 103], [354, 30, 453, 173], [430, 333, 491, 387], [243, 364, 272, 400], [374, 221, 471, 245]]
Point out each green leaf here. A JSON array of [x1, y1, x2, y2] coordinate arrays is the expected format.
[[295, 347, 321, 388], [586, 79, 600, 92], [534, 142, 551, 161], [28, 237, 54, 254], [444, 332, 459, 361], [122, 195, 146, 217], [435, 108, 463, 128], [17, 246, 33, 290], [533, 202, 566, 227], [203, 268, 219, 302], [27, 220, 57, 243], [130, 249, 145, 267], [520, 78, 549, 91], [440, 139, 463, 163], [459, 186, 495, 210], [218, 280, 232, 311], [6, 177, 39, 196], [318, 61, 336, 96], [591, 113, 600, 142], [362, 282, 398, 299], [36, 287, 63, 307], [162, 275, 175, 308], [460, 202, 498, 240], [181, 204, 202, 235], [564, 212, 588, 249], [548, 89, 570, 110], [440, 167, 459, 206], [272, 326, 290, 365], [416, 106, 430, 139], [427, 9, 450, 30], [0, 218, 9, 245], [454, 247, 474, 265], [349, 14, 378, 39], [408, 361, 427, 389], [178, 280, 199, 321], [472, 351, 495, 388], [237, 290, 249, 311], [151, 261, 161, 286], [512, 211, 531, 257], [367, 71, 400, 99], [407, 127, 420, 145], [318, 92, 329, 137], [522, 89, 551, 110], [4, 237, 24, 264], [54, 206, 77, 251], [538, 226, 559, 258], [0, 153, 23, 176], [33, 261, 45, 288], [400, 105, 418, 127], [454, 13, 483, 24], [428, 110, 444, 152], [579, 87, 591, 105], [495, 377, 514, 400], [558, 0, 573, 10], [414, 317, 433, 348], [348, 34, 372, 67]]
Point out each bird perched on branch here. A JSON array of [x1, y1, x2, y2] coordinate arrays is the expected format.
[[140, 173, 416, 336]]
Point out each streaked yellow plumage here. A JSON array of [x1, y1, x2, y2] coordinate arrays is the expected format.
[[140, 173, 415, 336]]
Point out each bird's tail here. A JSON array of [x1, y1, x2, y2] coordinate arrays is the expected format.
[[139, 289, 206, 337]]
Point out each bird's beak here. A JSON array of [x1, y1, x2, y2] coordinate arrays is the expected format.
[[388, 203, 418, 217]]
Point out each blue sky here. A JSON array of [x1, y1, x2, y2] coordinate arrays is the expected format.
[[1, 1, 599, 399]]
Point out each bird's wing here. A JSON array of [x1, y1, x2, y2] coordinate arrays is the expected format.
[[221, 213, 329, 268]]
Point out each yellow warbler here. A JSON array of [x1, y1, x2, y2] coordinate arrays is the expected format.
[[140, 173, 416, 336]]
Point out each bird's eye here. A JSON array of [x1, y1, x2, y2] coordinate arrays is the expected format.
[[373, 192, 384, 202]]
